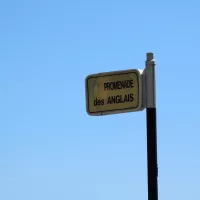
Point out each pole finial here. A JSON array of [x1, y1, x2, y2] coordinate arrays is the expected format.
[[146, 52, 154, 61]]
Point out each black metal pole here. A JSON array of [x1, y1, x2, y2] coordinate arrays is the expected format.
[[146, 108, 158, 200], [145, 53, 158, 200]]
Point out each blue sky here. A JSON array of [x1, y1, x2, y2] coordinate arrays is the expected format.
[[0, 0, 200, 200]]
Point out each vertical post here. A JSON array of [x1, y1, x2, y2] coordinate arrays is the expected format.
[[145, 52, 158, 200]]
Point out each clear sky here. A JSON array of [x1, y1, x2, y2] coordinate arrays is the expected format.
[[0, 0, 200, 200]]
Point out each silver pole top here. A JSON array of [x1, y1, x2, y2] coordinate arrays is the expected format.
[[146, 52, 154, 61]]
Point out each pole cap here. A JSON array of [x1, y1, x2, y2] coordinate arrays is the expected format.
[[146, 52, 154, 61]]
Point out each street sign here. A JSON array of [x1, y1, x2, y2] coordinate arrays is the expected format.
[[85, 53, 158, 200], [85, 69, 144, 116]]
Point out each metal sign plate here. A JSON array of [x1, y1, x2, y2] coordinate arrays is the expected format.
[[85, 69, 144, 116]]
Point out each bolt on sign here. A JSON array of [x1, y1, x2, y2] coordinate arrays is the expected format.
[[85, 69, 145, 116]]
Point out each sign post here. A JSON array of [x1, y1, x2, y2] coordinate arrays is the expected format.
[[85, 52, 158, 200], [145, 53, 158, 200]]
